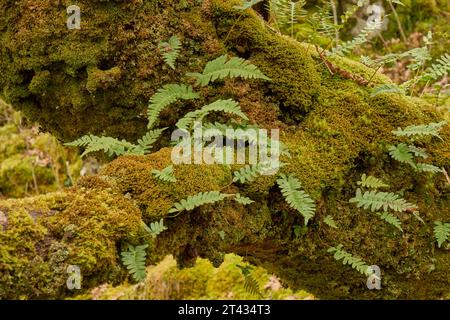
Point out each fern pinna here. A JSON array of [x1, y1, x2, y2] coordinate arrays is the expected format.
[[277, 174, 316, 225], [187, 55, 271, 86], [121, 244, 148, 282]]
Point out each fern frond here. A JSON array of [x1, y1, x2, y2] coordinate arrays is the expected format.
[[121, 244, 148, 282], [376, 212, 403, 232], [234, 193, 255, 205], [158, 35, 181, 69], [65, 135, 136, 158], [176, 99, 249, 131], [324, 215, 338, 229], [332, 18, 382, 56], [327, 245, 372, 276], [371, 84, 405, 97], [420, 53, 450, 82], [128, 128, 167, 155], [277, 174, 316, 225], [147, 84, 199, 129], [168, 191, 232, 214], [388, 143, 416, 167], [232, 162, 275, 184], [357, 174, 389, 189], [415, 163, 443, 173], [269, 0, 307, 32], [244, 274, 262, 297], [407, 145, 428, 159], [187, 55, 270, 86], [233, 0, 264, 10], [349, 188, 417, 213], [152, 165, 177, 183], [434, 221, 450, 248], [392, 121, 447, 140], [141, 219, 168, 238]]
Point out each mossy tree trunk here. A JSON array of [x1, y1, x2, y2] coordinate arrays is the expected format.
[[0, 0, 449, 299]]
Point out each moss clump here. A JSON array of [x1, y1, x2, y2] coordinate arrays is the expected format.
[[0, 188, 142, 299]]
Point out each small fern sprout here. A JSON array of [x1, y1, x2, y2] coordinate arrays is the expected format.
[[376, 212, 403, 232], [277, 174, 316, 225], [434, 221, 450, 248], [158, 35, 181, 69], [327, 245, 372, 276], [234, 193, 255, 205], [65, 135, 137, 158], [152, 165, 177, 183], [371, 84, 405, 97], [392, 121, 447, 140], [357, 174, 389, 189], [324, 215, 338, 229], [187, 55, 271, 86], [168, 191, 232, 216], [121, 244, 148, 282]]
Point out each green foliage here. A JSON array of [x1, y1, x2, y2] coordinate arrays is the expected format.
[[187, 55, 271, 86], [147, 84, 199, 129], [236, 265, 261, 297], [277, 174, 316, 225], [176, 99, 249, 131], [388, 143, 415, 167], [371, 84, 405, 97], [324, 215, 338, 229], [65, 135, 137, 158], [268, 0, 307, 35], [415, 163, 443, 173], [121, 244, 148, 282], [349, 188, 417, 213], [234, 193, 255, 205], [168, 191, 232, 214], [392, 121, 447, 140], [434, 221, 450, 248], [233, 0, 264, 11], [376, 212, 403, 232], [133, 128, 167, 154], [158, 35, 181, 70], [332, 18, 382, 56], [407, 145, 428, 159], [152, 165, 177, 183], [420, 53, 450, 82], [147, 219, 168, 238], [327, 245, 371, 276], [357, 174, 389, 189], [232, 162, 275, 184]]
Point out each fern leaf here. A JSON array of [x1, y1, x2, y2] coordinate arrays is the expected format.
[[324, 215, 338, 229], [269, 0, 307, 31], [152, 165, 177, 183], [376, 212, 403, 232], [244, 274, 262, 297], [234, 193, 255, 205], [277, 174, 316, 225], [65, 135, 136, 158], [187, 55, 270, 86], [233, 162, 275, 184], [332, 18, 382, 56], [415, 163, 443, 173], [127, 128, 166, 155], [147, 84, 199, 129], [420, 53, 450, 82], [350, 188, 418, 213], [371, 84, 405, 97], [357, 174, 389, 189], [168, 191, 232, 214], [327, 245, 372, 276], [434, 221, 450, 248], [407, 145, 428, 159], [158, 35, 181, 69], [392, 121, 447, 140], [388, 143, 416, 167], [121, 244, 148, 282], [176, 99, 248, 131]]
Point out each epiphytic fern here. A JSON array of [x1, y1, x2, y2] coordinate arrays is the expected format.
[[147, 84, 199, 129], [158, 35, 181, 69], [232, 161, 276, 184], [234, 193, 255, 205], [327, 245, 372, 276], [388, 143, 416, 167], [168, 191, 232, 214], [121, 244, 148, 282], [407, 145, 428, 159], [152, 165, 177, 183], [65, 135, 137, 158], [349, 188, 417, 213], [268, 0, 307, 36], [376, 212, 403, 232], [187, 55, 271, 86], [434, 221, 450, 248], [131, 128, 167, 155], [332, 18, 382, 56], [415, 163, 443, 173], [141, 219, 168, 238], [176, 99, 249, 131], [324, 215, 338, 229], [236, 265, 262, 297], [419, 53, 450, 82], [392, 121, 447, 140], [357, 174, 389, 189], [371, 84, 405, 97], [277, 174, 316, 225]]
